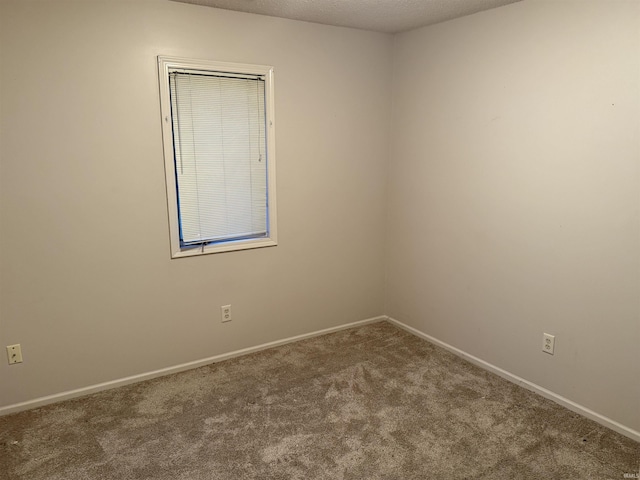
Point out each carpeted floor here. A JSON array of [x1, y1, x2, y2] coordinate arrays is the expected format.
[[0, 321, 638, 479]]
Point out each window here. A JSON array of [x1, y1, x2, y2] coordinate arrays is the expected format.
[[158, 56, 277, 258]]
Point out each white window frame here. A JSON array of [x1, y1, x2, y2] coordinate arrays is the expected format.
[[157, 56, 278, 258]]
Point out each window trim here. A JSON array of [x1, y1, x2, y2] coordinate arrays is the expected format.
[[157, 56, 278, 258]]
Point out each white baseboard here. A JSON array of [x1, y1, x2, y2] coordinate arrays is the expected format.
[[4, 314, 638, 443], [386, 316, 640, 443], [0, 315, 386, 417]]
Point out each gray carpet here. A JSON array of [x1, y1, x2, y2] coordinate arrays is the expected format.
[[1, 321, 638, 479]]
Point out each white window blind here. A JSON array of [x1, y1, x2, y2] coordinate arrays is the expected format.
[[168, 70, 268, 246]]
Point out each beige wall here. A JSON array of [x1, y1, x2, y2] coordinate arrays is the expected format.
[[1, 0, 638, 437], [0, 0, 391, 407], [387, 0, 639, 432]]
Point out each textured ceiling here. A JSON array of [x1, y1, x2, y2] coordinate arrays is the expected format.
[[170, 0, 524, 34]]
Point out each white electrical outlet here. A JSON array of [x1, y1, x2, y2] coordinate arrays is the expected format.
[[542, 333, 555, 355], [221, 305, 232, 323], [6, 344, 23, 364]]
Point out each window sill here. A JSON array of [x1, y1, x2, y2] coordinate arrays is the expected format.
[[171, 237, 277, 258]]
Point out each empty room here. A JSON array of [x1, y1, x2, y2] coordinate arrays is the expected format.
[[0, 0, 638, 478]]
